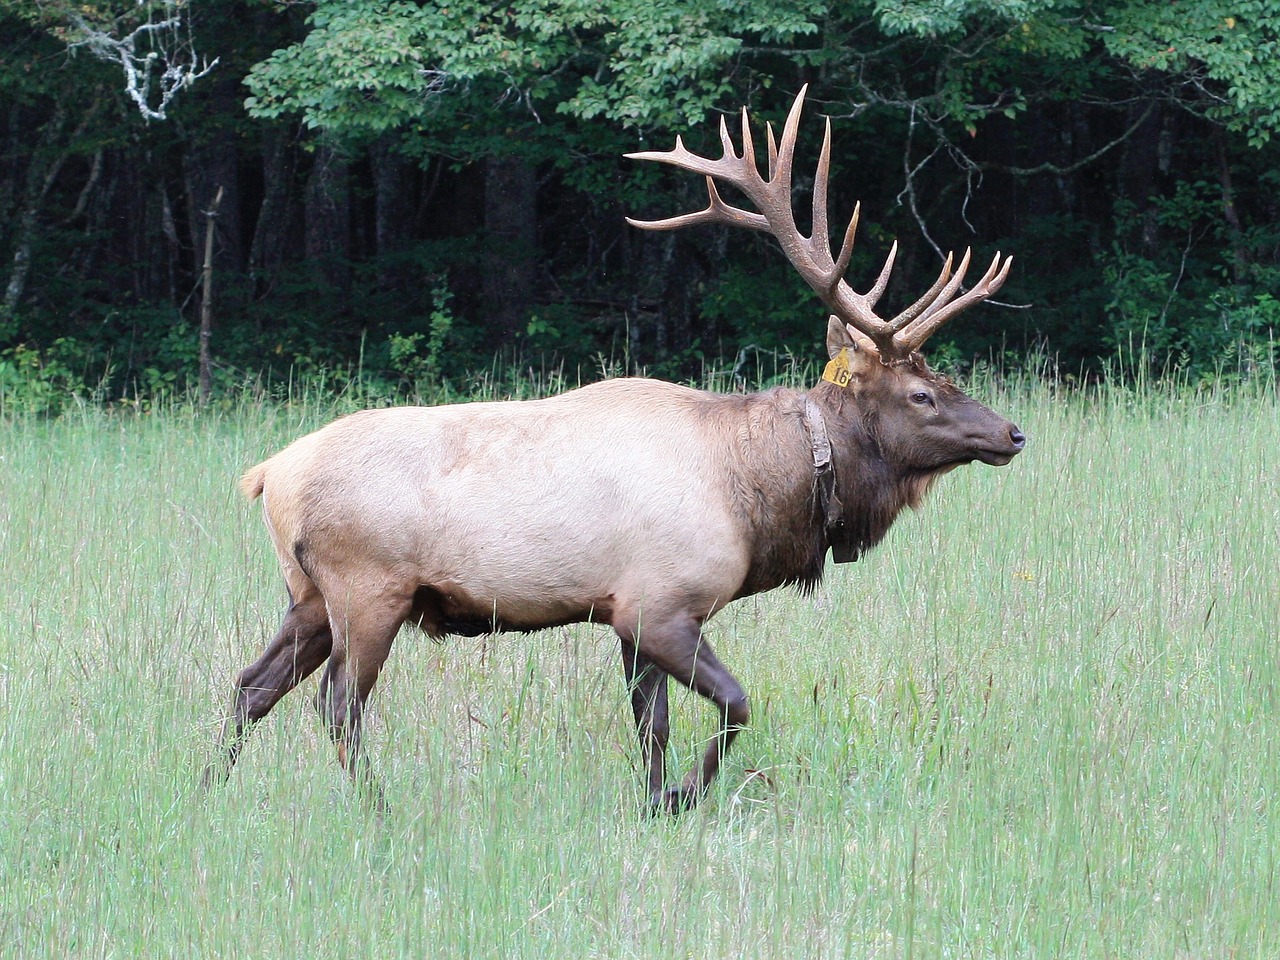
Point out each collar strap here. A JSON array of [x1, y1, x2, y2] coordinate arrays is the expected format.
[[805, 396, 832, 471], [804, 399, 856, 562]]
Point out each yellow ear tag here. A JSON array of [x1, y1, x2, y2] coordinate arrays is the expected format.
[[822, 348, 853, 387]]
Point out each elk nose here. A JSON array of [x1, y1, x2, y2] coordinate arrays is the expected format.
[[1010, 427, 1026, 449]]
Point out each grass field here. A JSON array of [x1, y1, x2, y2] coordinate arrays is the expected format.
[[0, 371, 1277, 958]]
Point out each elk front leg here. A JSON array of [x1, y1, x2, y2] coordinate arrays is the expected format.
[[203, 592, 332, 790], [636, 613, 749, 814], [619, 639, 670, 804]]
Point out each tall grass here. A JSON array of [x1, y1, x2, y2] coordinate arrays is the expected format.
[[0, 370, 1276, 958]]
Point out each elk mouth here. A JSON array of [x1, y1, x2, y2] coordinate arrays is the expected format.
[[977, 450, 1017, 466], [974, 433, 1026, 466]]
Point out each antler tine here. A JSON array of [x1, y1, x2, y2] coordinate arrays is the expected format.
[[884, 247, 971, 346], [885, 251, 958, 333], [924, 247, 973, 319], [624, 175, 771, 233], [903, 249, 976, 342], [829, 202, 861, 292], [816, 133, 894, 322], [766, 122, 778, 180], [894, 252, 1013, 352], [738, 108, 758, 180], [861, 239, 898, 310], [772, 84, 807, 198], [811, 117, 832, 264], [625, 134, 717, 178]]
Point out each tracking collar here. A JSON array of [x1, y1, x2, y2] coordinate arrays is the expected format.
[[803, 397, 857, 563]]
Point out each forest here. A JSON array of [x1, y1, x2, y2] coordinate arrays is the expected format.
[[3, 0, 1279, 406]]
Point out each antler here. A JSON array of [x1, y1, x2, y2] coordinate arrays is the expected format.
[[625, 86, 1012, 360]]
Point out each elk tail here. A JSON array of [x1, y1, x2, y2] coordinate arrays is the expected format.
[[239, 462, 268, 500]]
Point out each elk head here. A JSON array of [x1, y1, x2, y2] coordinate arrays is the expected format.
[[822, 316, 1024, 475]]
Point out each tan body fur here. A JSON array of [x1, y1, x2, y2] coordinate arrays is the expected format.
[[244, 378, 815, 639]]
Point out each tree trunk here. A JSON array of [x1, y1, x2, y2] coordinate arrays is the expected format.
[[1213, 125, 1248, 284], [199, 186, 223, 405], [183, 81, 244, 278], [371, 134, 408, 291], [304, 140, 351, 293], [3, 98, 100, 318], [483, 154, 538, 340], [247, 124, 294, 300], [0, 104, 21, 221], [1117, 99, 1164, 254]]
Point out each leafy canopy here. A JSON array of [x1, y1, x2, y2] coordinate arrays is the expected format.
[[244, 0, 825, 136]]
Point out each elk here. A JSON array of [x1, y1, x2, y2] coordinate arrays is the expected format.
[[203, 87, 1025, 814]]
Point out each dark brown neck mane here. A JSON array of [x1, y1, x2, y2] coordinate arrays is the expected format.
[[719, 381, 948, 600], [809, 380, 945, 562]]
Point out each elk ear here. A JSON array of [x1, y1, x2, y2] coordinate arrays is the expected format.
[[845, 323, 878, 355], [827, 315, 879, 359], [826, 315, 853, 358]]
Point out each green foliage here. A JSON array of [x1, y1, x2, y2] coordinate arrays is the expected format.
[[386, 281, 456, 390], [1101, 181, 1278, 381], [874, 0, 1066, 39], [245, 2, 457, 134], [860, 1, 1280, 147], [556, 0, 821, 128], [1206, 289, 1280, 377], [0, 339, 91, 415], [245, 0, 824, 138], [520, 303, 610, 363], [1102, 248, 1176, 355], [1104, 0, 1280, 146], [700, 257, 816, 353]]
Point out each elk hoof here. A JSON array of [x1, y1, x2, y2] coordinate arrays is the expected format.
[[650, 787, 699, 816]]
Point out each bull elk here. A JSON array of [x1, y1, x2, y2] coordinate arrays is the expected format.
[[204, 87, 1025, 814]]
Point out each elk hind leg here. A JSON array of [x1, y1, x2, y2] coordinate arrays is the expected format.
[[619, 639, 671, 804], [203, 585, 333, 789], [314, 589, 412, 812]]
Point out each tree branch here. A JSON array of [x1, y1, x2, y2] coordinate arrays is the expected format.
[[65, 4, 218, 122], [981, 102, 1157, 177]]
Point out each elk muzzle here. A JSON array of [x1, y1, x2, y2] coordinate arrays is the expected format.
[[975, 423, 1026, 466]]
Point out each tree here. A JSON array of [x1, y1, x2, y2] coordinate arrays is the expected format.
[[240, 0, 829, 342], [15, 1, 218, 121]]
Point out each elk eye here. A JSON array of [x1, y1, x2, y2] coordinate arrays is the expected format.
[[910, 391, 932, 405]]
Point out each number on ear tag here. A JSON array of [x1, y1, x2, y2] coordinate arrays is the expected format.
[[822, 348, 853, 387]]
